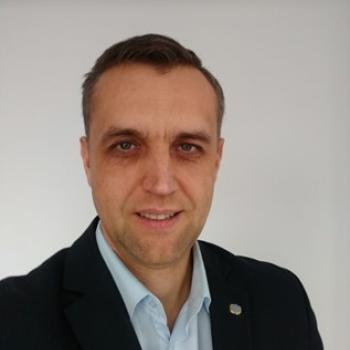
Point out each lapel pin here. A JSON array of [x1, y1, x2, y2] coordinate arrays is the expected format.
[[229, 303, 242, 316]]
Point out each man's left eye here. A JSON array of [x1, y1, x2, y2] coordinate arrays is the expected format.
[[178, 143, 197, 153], [116, 142, 135, 151]]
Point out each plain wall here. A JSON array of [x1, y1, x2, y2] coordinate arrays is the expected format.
[[1, 1, 349, 349]]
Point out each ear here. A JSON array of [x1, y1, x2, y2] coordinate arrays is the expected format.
[[80, 136, 92, 187], [214, 137, 224, 177]]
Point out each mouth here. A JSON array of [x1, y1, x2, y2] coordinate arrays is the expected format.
[[137, 211, 179, 221], [135, 210, 182, 228]]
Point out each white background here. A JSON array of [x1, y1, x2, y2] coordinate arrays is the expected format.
[[1, 1, 349, 349]]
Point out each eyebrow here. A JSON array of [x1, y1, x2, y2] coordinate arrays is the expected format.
[[101, 127, 146, 143], [175, 131, 212, 144], [101, 127, 212, 144]]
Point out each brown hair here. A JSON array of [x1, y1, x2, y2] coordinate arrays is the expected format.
[[82, 33, 225, 136]]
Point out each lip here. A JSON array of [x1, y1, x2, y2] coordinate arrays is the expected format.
[[136, 208, 181, 215], [135, 209, 182, 230]]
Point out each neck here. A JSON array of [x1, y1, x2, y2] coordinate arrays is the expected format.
[[103, 230, 193, 331]]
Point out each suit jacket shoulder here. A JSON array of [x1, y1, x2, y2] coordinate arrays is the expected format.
[[199, 240, 323, 349], [0, 248, 80, 349], [200, 239, 306, 291], [0, 218, 141, 350]]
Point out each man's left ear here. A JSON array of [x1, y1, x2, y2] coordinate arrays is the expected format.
[[215, 137, 224, 175], [80, 136, 92, 187]]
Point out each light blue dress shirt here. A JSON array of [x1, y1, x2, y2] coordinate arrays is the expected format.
[[96, 222, 213, 350]]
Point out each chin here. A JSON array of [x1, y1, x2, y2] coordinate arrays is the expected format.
[[132, 243, 190, 269]]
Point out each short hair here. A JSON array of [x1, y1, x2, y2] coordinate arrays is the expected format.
[[82, 33, 225, 136]]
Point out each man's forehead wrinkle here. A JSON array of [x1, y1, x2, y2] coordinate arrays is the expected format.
[[100, 125, 213, 144], [93, 63, 217, 104]]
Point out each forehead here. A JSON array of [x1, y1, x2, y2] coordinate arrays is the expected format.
[[89, 63, 218, 138]]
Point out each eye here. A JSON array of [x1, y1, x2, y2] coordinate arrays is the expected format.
[[116, 141, 135, 151], [178, 143, 199, 153]]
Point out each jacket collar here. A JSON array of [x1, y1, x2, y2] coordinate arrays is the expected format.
[[62, 217, 142, 350], [199, 241, 253, 350]]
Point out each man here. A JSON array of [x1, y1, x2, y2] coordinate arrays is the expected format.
[[0, 34, 323, 349]]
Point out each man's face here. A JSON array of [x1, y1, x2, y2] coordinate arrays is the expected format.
[[81, 63, 223, 270]]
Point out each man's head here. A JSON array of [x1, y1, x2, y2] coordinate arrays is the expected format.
[[80, 34, 225, 272], [82, 33, 225, 137]]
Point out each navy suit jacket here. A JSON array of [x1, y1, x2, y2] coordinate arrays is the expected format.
[[0, 217, 323, 349]]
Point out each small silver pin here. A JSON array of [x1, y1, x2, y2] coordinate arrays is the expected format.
[[229, 303, 242, 316]]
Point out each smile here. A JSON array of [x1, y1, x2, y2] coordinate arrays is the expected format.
[[138, 212, 177, 221], [135, 210, 182, 226]]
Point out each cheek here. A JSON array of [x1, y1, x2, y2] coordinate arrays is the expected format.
[[181, 167, 216, 207], [90, 164, 135, 211]]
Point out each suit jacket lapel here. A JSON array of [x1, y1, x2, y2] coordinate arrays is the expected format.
[[200, 241, 253, 350], [62, 217, 142, 350]]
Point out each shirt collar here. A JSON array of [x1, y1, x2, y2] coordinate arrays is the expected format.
[[95, 221, 211, 318], [96, 221, 150, 317]]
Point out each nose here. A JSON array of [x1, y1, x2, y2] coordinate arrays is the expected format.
[[141, 148, 177, 196]]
